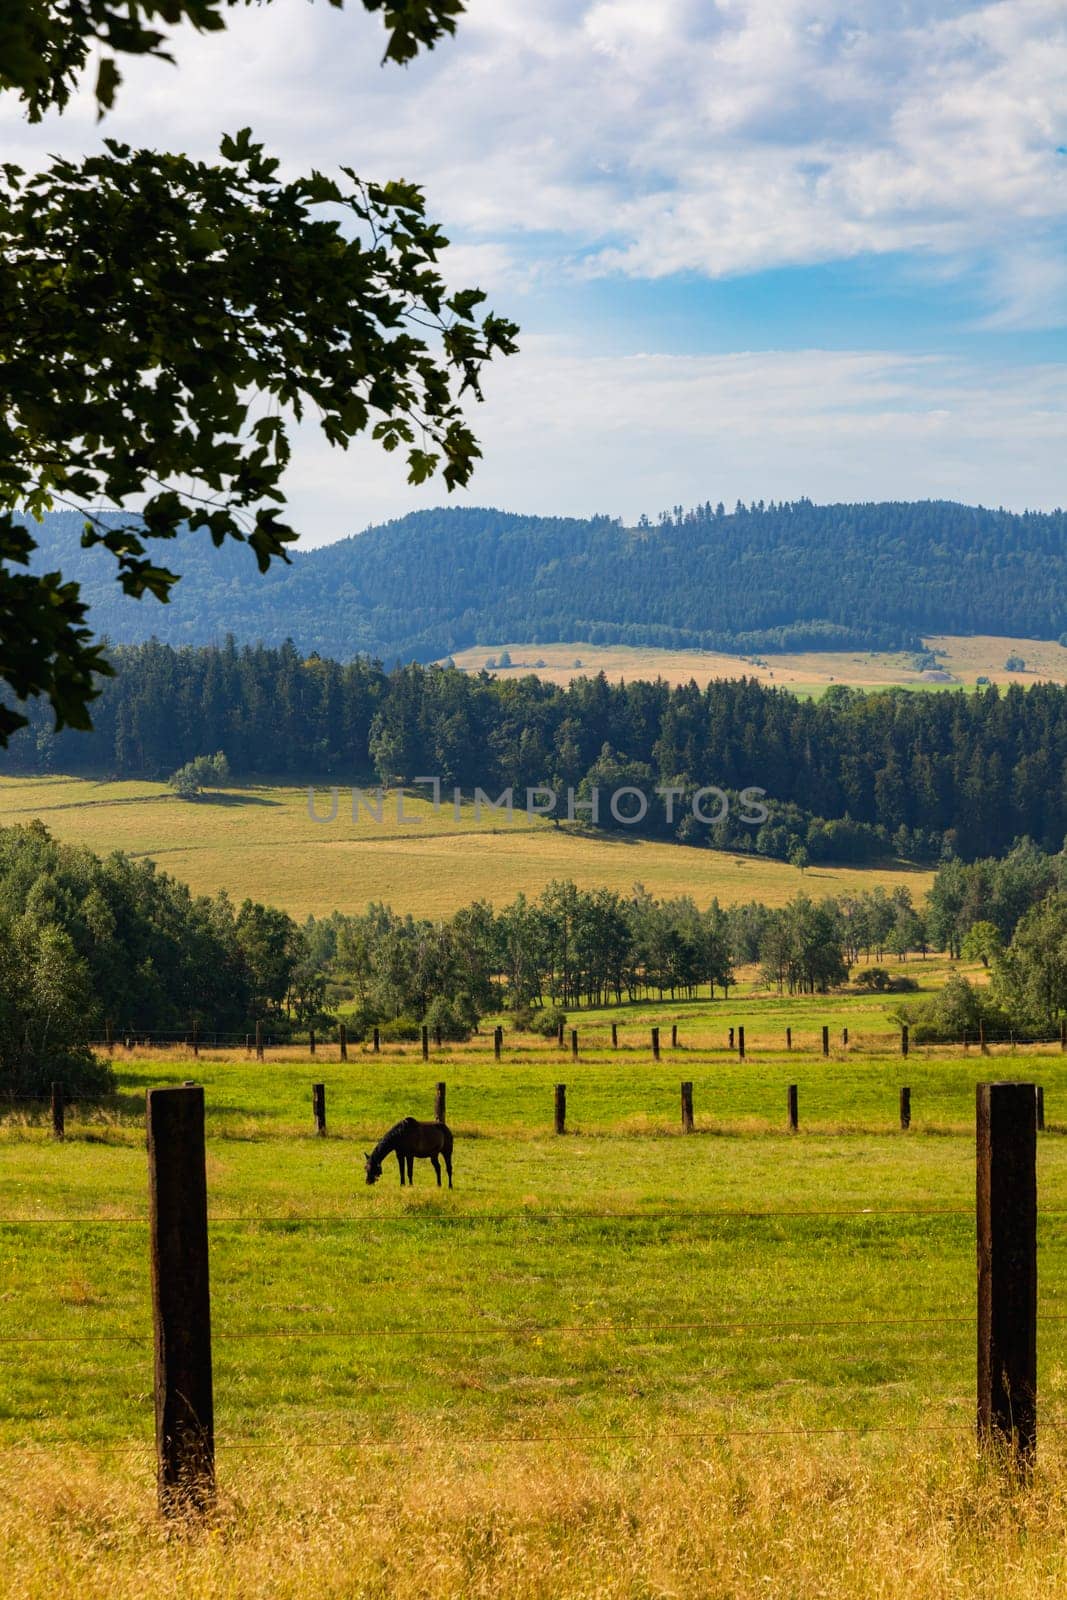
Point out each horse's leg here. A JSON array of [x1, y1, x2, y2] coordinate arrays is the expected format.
[[445, 1149, 453, 1189], [407, 1154, 414, 1184], [430, 1154, 442, 1187], [397, 1150, 405, 1186]]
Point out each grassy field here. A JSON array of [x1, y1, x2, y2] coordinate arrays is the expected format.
[[0, 774, 934, 920], [5, 1022, 1067, 1595], [448, 633, 1067, 696]]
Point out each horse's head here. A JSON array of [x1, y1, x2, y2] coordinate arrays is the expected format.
[[364, 1151, 382, 1186]]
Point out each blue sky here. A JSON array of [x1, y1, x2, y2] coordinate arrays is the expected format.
[[5, 0, 1067, 536]]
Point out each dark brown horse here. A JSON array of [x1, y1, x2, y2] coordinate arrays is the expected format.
[[365, 1117, 454, 1188]]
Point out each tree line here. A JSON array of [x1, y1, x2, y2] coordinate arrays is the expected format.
[[9, 641, 1067, 861]]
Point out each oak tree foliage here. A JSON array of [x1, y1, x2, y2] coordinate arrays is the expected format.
[[0, 0, 516, 741]]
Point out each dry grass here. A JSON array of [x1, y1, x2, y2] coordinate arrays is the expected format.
[[0, 775, 933, 919], [7, 1436, 1067, 1599], [447, 634, 1067, 695]]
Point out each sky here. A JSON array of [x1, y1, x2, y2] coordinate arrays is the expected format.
[[7, 0, 1067, 540]]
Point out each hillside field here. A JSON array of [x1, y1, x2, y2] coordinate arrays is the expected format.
[[448, 634, 1067, 696], [0, 775, 934, 920], [4, 1029, 1067, 1597]]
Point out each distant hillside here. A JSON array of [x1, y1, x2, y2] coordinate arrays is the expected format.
[[20, 499, 1067, 661]]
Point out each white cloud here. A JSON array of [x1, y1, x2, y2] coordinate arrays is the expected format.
[[283, 343, 1067, 539], [5, 0, 1065, 314]]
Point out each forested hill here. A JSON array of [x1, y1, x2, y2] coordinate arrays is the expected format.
[[22, 499, 1067, 661]]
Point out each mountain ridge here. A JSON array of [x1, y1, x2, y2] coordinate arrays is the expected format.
[[19, 498, 1067, 663]]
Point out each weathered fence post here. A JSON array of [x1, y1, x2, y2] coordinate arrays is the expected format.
[[309, 1029, 316, 1057], [728, 1027, 734, 1050], [977, 1081, 1037, 1470], [822, 1025, 830, 1057], [255, 1020, 264, 1061], [671, 1023, 678, 1049], [1036, 1085, 1045, 1132], [900, 1086, 911, 1131], [786, 1026, 792, 1050], [611, 1022, 618, 1049], [434, 1024, 443, 1049], [570, 1028, 579, 1060], [192, 1021, 199, 1059], [681, 1081, 694, 1133], [901, 1024, 909, 1058], [372, 1026, 379, 1054], [557, 1019, 565, 1048], [788, 1083, 799, 1132], [434, 1081, 446, 1124], [422, 1025, 429, 1061], [244, 1033, 251, 1055], [651, 1026, 660, 1061], [146, 1085, 215, 1516], [312, 1082, 326, 1137], [339, 1022, 348, 1062], [842, 1027, 848, 1047], [555, 1083, 566, 1135], [738, 1025, 745, 1061], [494, 1026, 502, 1061], [50, 1081, 64, 1141]]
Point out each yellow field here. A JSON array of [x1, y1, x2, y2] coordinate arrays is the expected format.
[[0, 775, 934, 919], [447, 634, 1067, 694]]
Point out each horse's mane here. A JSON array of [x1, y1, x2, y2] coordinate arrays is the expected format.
[[369, 1117, 415, 1166]]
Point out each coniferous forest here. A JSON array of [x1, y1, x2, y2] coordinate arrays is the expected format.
[[6, 638, 1067, 865], [21, 497, 1067, 662]]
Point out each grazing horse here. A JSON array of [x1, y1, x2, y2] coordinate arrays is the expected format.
[[365, 1117, 454, 1188]]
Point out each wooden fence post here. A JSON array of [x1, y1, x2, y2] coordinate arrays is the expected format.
[[900, 1086, 911, 1131], [651, 1026, 660, 1060], [422, 1025, 429, 1061], [1036, 1085, 1045, 1132], [611, 1022, 618, 1048], [728, 1027, 734, 1049], [255, 1020, 264, 1061], [571, 1028, 579, 1060], [555, 1083, 566, 1135], [738, 1025, 745, 1061], [671, 1023, 678, 1049], [822, 1025, 829, 1057], [901, 1024, 909, 1058], [244, 1033, 251, 1055], [435, 1081, 446, 1124], [842, 1027, 848, 1047], [312, 1082, 326, 1137], [977, 1081, 1037, 1469], [50, 1081, 64, 1141], [786, 1026, 792, 1050], [434, 1024, 443, 1049], [372, 1026, 379, 1054], [681, 1081, 694, 1133], [192, 1021, 199, 1059], [494, 1025, 502, 1060], [339, 1022, 348, 1062], [788, 1084, 798, 1132], [309, 1029, 316, 1057], [146, 1085, 215, 1516], [557, 1019, 565, 1048]]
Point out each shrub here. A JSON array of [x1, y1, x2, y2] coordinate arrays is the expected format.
[[531, 1004, 567, 1037], [377, 1016, 421, 1042], [422, 996, 473, 1042]]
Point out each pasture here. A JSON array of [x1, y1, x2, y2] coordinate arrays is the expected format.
[[448, 633, 1067, 696], [0, 774, 934, 920], [6, 1021, 1067, 1596]]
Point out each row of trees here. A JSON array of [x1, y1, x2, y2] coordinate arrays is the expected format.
[[9, 644, 1067, 861]]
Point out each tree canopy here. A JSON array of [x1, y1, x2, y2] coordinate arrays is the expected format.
[[0, 0, 515, 742]]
